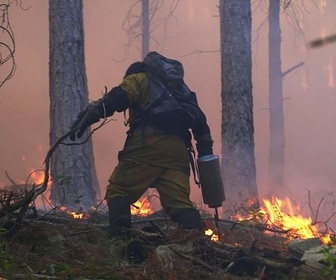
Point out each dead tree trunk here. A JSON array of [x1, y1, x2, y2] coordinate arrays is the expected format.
[[141, 0, 150, 59], [268, 0, 285, 191], [49, 0, 99, 211], [220, 0, 259, 210]]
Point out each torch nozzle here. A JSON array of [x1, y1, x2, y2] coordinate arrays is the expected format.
[[214, 207, 220, 239]]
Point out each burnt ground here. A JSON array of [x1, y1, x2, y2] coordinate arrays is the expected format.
[[0, 210, 331, 280]]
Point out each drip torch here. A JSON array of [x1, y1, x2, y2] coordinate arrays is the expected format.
[[197, 155, 225, 237]]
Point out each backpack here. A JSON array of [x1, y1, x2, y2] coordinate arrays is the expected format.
[[132, 51, 202, 135]]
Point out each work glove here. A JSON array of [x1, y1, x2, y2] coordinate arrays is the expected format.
[[69, 105, 101, 141]]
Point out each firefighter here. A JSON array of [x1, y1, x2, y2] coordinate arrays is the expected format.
[[70, 60, 213, 238]]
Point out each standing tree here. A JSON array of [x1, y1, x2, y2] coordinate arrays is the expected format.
[[49, 0, 99, 211], [141, 0, 149, 59], [122, 0, 178, 59], [267, 0, 304, 192], [220, 0, 259, 210], [268, 0, 285, 190]]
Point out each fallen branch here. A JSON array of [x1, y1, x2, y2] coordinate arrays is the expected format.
[[0, 106, 110, 236]]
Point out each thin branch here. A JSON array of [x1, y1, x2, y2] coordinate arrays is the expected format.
[[0, 3, 16, 89], [4, 171, 19, 188], [119, 0, 179, 60], [60, 118, 112, 146], [282, 61, 305, 78]]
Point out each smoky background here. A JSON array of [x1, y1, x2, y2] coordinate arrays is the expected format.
[[0, 0, 335, 220]]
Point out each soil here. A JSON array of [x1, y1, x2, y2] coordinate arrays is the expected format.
[[0, 212, 329, 280]]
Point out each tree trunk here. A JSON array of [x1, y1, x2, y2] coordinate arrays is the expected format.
[[141, 0, 150, 59], [49, 0, 99, 211], [268, 0, 285, 191], [220, 0, 258, 210]]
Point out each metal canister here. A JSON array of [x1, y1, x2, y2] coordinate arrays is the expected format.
[[197, 155, 225, 208]]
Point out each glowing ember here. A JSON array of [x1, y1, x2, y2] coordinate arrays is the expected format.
[[205, 228, 219, 241], [205, 228, 213, 236], [69, 212, 85, 219], [131, 198, 152, 216], [321, 234, 332, 245], [59, 206, 88, 219]]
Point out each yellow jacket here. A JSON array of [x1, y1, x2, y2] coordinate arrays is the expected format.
[[118, 72, 190, 173]]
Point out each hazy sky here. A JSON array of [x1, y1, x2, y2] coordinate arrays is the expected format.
[[0, 0, 336, 215]]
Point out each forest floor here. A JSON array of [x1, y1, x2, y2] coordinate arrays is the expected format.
[[0, 209, 332, 280]]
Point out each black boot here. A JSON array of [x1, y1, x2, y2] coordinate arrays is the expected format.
[[107, 196, 132, 238], [170, 208, 205, 231]]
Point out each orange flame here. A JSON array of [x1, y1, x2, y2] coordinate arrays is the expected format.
[[69, 212, 85, 219], [29, 170, 45, 185], [263, 197, 334, 244], [131, 198, 153, 216], [321, 234, 332, 245], [262, 197, 320, 240], [236, 197, 333, 244], [59, 206, 88, 219], [205, 228, 219, 241]]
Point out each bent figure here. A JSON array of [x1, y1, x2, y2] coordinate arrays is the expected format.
[[70, 53, 214, 237]]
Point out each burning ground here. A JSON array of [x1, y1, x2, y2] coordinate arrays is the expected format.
[[0, 192, 336, 279]]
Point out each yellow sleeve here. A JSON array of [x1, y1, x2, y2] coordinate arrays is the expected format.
[[119, 72, 148, 106]]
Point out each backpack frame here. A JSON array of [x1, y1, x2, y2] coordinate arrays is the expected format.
[[133, 51, 202, 134]]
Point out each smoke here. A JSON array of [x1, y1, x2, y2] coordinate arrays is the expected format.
[[0, 1, 336, 216]]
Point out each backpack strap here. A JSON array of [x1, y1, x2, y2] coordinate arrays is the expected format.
[[187, 145, 200, 187], [184, 131, 200, 186]]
